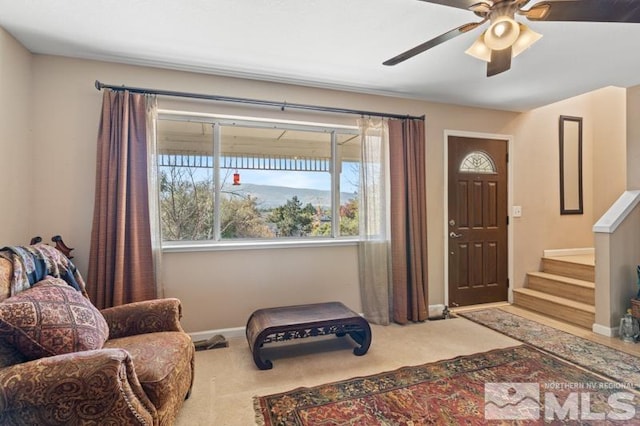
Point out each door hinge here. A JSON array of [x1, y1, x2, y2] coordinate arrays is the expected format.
[[506, 152, 509, 163], [506, 216, 509, 225]]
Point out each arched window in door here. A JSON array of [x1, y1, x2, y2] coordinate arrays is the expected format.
[[459, 151, 497, 174]]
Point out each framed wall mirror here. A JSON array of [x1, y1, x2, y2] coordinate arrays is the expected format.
[[559, 115, 583, 215]]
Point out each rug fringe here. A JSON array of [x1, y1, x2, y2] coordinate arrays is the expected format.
[[253, 396, 267, 426]]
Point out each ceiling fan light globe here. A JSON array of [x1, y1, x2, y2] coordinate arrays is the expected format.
[[465, 34, 492, 62], [484, 16, 520, 50], [512, 24, 543, 58]]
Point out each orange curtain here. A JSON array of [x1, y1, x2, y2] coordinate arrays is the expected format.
[[87, 90, 156, 309], [389, 119, 428, 323]]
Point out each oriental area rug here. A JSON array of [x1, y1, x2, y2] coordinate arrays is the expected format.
[[254, 345, 640, 425], [459, 308, 640, 391]]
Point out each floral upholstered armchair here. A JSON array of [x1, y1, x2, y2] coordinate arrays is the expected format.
[[0, 243, 195, 425]]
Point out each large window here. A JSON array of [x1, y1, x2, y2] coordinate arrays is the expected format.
[[157, 113, 360, 244]]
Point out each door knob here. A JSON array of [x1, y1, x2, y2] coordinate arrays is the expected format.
[[449, 232, 463, 238]]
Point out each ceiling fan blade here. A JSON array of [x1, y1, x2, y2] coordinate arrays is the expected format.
[[487, 47, 512, 77], [383, 22, 482, 66], [416, 0, 482, 11], [523, 0, 640, 23]]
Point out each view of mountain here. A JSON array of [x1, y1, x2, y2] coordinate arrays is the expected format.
[[220, 183, 357, 209]]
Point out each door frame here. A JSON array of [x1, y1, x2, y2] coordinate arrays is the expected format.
[[443, 130, 514, 307]]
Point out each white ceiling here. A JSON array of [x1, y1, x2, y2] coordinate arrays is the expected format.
[[2, 0, 640, 112]]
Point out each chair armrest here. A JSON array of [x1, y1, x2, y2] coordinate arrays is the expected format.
[[0, 349, 156, 425], [100, 298, 185, 339]]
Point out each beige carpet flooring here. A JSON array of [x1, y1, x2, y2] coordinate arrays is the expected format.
[[174, 305, 638, 426]]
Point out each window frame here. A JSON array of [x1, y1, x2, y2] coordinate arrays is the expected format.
[[157, 110, 361, 250]]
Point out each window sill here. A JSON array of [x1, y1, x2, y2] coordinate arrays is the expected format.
[[162, 238, 359, 253]]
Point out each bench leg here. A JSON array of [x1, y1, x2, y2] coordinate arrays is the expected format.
[[348, 331, 371, 356], [253, 345, 273, 370], [346, 320, 372, 356]]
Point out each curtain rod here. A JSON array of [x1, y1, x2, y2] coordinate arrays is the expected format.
[[94, 80, 424, 121]]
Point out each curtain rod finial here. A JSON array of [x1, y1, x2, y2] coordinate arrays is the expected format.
[[94, 80, 102, 91]]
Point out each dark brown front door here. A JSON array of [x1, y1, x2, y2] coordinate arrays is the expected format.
[[448, 136, 508, 307]]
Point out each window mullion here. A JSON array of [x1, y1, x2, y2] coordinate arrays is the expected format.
[[213, 122, 221, 241], [331, 130, 339, 238]]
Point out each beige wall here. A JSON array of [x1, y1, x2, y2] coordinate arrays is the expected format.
[[2, 45, 627, 332], [592, 88, 627, 217], [508, 87, 626, 289], [0, 28, 32, 245], [627, 85, 640, 189], [163, 245, 360, 330]]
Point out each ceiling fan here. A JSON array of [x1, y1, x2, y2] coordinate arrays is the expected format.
[[383, 0, 640, 77]]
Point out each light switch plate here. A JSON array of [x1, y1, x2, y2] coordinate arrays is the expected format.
[[512, 206, 522, 217]]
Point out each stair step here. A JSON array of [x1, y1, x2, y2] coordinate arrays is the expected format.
[[513, 288, 595, 329], [526, 271, 594, 305], [542, 257, 595, 282]]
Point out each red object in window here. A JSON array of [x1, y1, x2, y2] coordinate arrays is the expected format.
[[233, 171, 241, 185]]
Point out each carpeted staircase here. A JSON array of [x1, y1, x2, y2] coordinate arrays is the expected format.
[[513, 253, 595, 329]]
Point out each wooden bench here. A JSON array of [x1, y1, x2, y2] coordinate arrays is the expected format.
[[246, 301, 372, 370]]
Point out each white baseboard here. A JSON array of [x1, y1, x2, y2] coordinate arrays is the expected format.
[[189, 326, 245, 342], [592, 323, 617, 337], [428, 303, 447, 317], [188, 303, 450, 340], [543, 247, 594, 257]]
